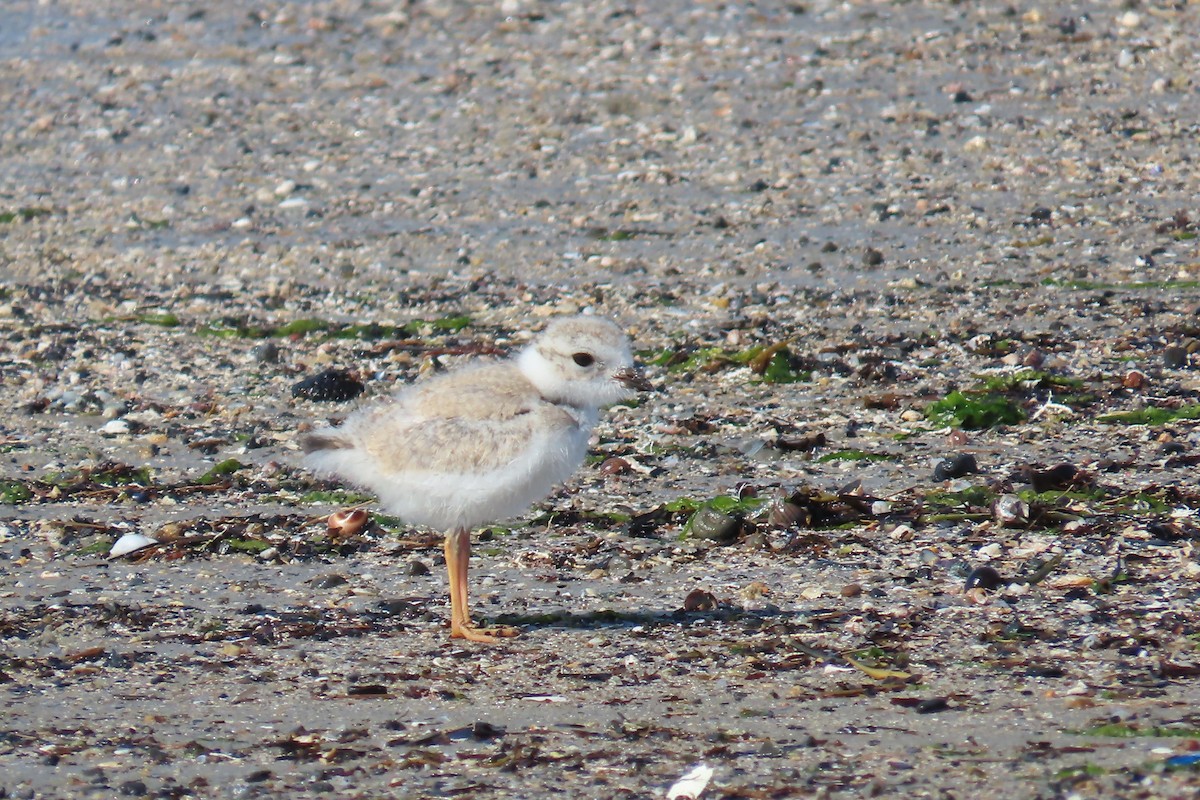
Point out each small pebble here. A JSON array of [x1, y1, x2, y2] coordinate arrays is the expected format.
[[683, 588, 718, 611], [327, 508, 369, 536], [915, 697, 950, 714], [1117, 11, 1140, 28], [100, 419, 131, 436], [739, 580, 770, 599], [687, 506, 741, 541], [965, 566, 1005, 591], [1122, 370, 1148, 389], [251, 342, 280, 363], [118, 780, 148, 797], [933, 453, 978, 481], [598, 456, 631, 476], [292, 369, 365, 402], [1164, 346, 1188, 369], [963, 135, 988, 152], [1021, 349, 1044, 368]]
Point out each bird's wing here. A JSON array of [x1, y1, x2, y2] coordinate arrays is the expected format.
[[359, 399, 580, 475], [328, 361, 585, 475]]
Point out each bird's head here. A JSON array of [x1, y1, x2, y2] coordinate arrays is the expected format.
[[518, 315, 652, 409]]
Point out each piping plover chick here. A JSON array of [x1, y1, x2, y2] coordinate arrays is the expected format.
[[302, 315, 651, 643]]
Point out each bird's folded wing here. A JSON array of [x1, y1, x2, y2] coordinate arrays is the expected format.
[[362, 401, 579, 475]]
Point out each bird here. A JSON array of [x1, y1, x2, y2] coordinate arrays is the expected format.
[[301, 315, 651, 643]]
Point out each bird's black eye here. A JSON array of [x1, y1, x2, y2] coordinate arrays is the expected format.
[[572, 352, 595, 367]]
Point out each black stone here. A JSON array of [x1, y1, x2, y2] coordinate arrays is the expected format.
[[933, 453, 978, 480], [291, 369, 364, 402]]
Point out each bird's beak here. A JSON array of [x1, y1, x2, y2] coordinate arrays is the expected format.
[[615, 365, 654, 392]]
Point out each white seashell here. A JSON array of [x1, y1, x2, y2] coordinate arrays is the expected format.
[[992, 494, 1029, 526], [666, 764, 715, 800], [100, 419, 130, 436], [109, 533, 158, 558]]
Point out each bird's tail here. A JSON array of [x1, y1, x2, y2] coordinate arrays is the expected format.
[[301, 429, 366, 485], [301, 431, 353, 453]]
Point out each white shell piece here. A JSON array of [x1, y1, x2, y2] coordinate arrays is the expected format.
[[666, 764, 715, 800], [109, 533, 158, 558]]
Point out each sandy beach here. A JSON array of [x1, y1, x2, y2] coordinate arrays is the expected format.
[[3, 1, 1200, 797]]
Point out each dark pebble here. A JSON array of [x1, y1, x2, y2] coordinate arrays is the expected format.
[[118, 780, 147, 796], [245, 770, 273, 783], [775, 432, 827, 452], [311, 574, 349, 589], [408, 559, 430, 576], [933, 453, 978, 481], [598, 456, 632, 476], [687, 506, 741, 541], [471, 721, 505, 739], [625, 507, 669, 538], [1030, 463, 1077, 492], [965, 566, 1005, 591], [586, 556, 624, 575], [682, 588, 719, 611], [952, 90, 973, 103], [250, 342, 280, 363], [742, 531, 771, 550], [1164, 346, 1188, 369], [863, 248, 884, 266], [291, 369, 364, 402], [377, 599, 421, 616], [915, 697, 950, 714], [104, 651, 131, 669], [1025, 665, 1065, 678]]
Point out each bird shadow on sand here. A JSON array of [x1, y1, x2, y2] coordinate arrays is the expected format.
[[486, 605, 793, 633]]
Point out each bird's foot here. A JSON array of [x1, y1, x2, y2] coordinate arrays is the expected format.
[[450, 620, 520, 643]]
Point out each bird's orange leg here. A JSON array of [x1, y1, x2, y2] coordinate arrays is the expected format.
[[444, 527, 519, 643]]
